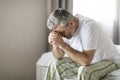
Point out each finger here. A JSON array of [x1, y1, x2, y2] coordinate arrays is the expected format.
[[49, 39, 55, 45], [48, 37, 54, 43], [48, 37, 56, 45], [49, 35, 58, 39], [52, 41, 57, 47], [51, 31, 60, 36], [49, 33, 58, 38]]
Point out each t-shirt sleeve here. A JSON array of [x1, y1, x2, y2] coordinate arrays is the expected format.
[[82, 20, 100, 50]]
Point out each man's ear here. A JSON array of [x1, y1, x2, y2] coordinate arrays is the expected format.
[[68, 19, 75, 28]]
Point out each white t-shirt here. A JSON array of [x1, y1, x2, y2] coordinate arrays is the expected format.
[[63, 14, 120, 65]]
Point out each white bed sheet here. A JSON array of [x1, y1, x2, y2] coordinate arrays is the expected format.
[[102, 69, 120, 80], [102, 45, 120, 80], [38, 45, 120, 80]]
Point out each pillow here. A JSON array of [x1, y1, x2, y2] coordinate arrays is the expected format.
[[115, 45, 120, 53], [37, 51, 54, 66]]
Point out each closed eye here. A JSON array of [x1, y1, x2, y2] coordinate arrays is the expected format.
[[59, 32, 66, 37]]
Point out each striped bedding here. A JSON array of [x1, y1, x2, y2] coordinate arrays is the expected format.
[[45, 57, 119, 80]]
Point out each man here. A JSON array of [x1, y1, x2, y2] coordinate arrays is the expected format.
[[45, 8, 120, 80]]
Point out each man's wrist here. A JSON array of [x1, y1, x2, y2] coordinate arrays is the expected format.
[[52, 44, 58, 49], [60, 42, 67, 50]]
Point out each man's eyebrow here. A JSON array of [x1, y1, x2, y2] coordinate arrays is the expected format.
[[52, 26, 58, 30], [52, 28, 57, 32]]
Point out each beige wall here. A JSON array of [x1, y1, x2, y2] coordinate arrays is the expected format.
[[0, 0, 48, 80]]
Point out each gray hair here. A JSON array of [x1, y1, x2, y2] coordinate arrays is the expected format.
[[47, 8, 75, 30]]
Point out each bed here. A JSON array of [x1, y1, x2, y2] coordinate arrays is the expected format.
[[36, 45, 120, 80]]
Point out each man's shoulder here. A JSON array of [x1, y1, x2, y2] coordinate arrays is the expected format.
[[75, 14, 93, 21]]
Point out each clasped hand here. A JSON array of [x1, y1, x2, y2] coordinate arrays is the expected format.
[[48, 31, 64, 48]]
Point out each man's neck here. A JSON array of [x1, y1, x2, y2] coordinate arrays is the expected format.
[[74, 18, 79, 33]]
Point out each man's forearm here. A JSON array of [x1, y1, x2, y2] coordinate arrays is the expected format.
[[52, 45, 65, 60], [61, 43, 89, 66]]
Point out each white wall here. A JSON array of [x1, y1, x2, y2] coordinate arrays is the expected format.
[[0, 0, 47, 80]]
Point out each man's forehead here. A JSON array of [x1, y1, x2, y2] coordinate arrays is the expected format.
[[54, 24, 67, 29], [53, 27, 65, 32]]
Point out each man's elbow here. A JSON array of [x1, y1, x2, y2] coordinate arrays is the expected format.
[[55, 56, 63, 60], [80, 60, 91, 66]]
